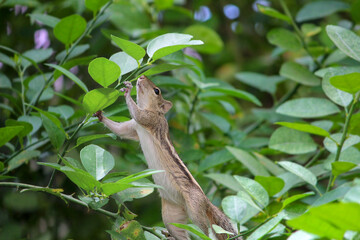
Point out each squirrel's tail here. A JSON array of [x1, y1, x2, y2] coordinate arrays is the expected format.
[[206, 201, 242, 240]]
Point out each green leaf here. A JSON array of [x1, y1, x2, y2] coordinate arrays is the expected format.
[[276, 122, 330, 137], [296, 1, 350, 22], [18, 115, 41, 135], [56, 44, 89, 61], [0, 73, 11, 88], [101, 170, 163, 196], [40, 163, 101, 191], [278, 161, 317, 186], [326, 25, 360, 62], [54, 55, 95, 80], [198, 149, 234, 172], [255, 176, 285, 197], [170, 223, 211, 240], [46, 63, 88, 92], [28, 13, 60, 28], [88, 57, 121, 88], [227, 147, 269, 176], [266, 28, 302, 51], [183, 25, 223, 54], [234, 176, 269, 208], [235, 72, 284, 95], [7, 150, 40, 171], [330, 72, 360, 94], [269, 127, 317, 154], [221, 195, 247, 223], [257, 4, 291, 23], [40, 113, 65, 150], [85, 0, 108, 12], [0, 126, 24, 147], [83, 88, 120, 113], [331, 162, 357, 177], [280, 62, 320, 86], [351, 0, 360, 23], [247, 215, 283, 240], [276, 97, 340, 118], [210, 87, 262, 106], [80, 144, 115, 181], [282, 192, 315, 209], [205, 173, 242, 192], [301, 24, 322, 37], [53, 14, 86, 45], [21, 48, 53, 69], [76, 134, 115, 148], [109, 52, 139, 76], [114, 179, 155, 202], [324, 133, 360, 153], [155, 0, 174, 10], [211, 224, 234, 235], [141, 63, 188, 76], [5, 120, 33, 139], [48, 105, 74, 120], [287, 202, 360, 240], [323, 71, 353, 107], [200, 112, 230, 133], [147, 33, 203, 61], [111, 35, 145, 61]]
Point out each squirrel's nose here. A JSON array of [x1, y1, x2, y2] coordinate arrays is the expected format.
[[139, 75, 146, 80]]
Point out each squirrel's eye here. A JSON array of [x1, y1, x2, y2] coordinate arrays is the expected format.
[[154, 88, 160, 95]]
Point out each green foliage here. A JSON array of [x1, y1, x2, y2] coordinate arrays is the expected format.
[[2, 0, 360, 239]]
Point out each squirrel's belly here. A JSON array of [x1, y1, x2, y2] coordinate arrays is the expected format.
[[136, 126, 184, 205]]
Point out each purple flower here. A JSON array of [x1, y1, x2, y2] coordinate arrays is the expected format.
[[70, 66, 79, 75], [0, 62, 3, 69], [223, 4, 240, 20], [194, 6, 212, 22], [34, 29, 50, 49], [183, 48, 202, 61], [253, 0, 271, 12], [7, 22, 11, 35], [14, 5, 28, 15], [54, 76, 64, 92]]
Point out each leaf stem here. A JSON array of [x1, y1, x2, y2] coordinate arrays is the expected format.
[[142, 226, 166, 239], [187, 88, 200, 134], [305, 148, 324, 168], [47, 115, 90, 187], [279, 0, 321, 68], [27, 1, 113, 113], [0, 182, 118, 218], [326, 92, 359, 192]]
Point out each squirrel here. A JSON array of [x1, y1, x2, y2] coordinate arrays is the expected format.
[[94, 75, 241, 240]]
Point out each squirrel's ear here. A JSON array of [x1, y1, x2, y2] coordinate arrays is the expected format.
[[161, 100, 172, 113]]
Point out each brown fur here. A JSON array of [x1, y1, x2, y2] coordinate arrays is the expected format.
[[95, 76, 241, 240]]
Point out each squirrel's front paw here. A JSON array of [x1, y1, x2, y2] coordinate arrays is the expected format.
[[121, 81, 133, 96], [93, 110, 103, 121]]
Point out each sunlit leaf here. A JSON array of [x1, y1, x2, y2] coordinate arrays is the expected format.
[[269, 127, 317, 154], [88, 57, 121, 87], [83, 88, 120, 113], [330, 72, 360, 94], [276, 122, 330, 137], [53, 14, 86, 45], [278, 161, 317, 187], [111, 35, 145, 61], [276, 98, 340, 118], [280, 62, 320, 86], [80, 144, 115, 180], [326, 25, 360, 62]]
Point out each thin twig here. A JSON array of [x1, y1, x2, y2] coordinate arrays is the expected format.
[[187, 88, 200, 134], [326, 92, 360, 192], [0, 182, 118, 218], [47, 115, 90, 187]]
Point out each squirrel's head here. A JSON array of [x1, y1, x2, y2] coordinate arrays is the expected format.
[[136, 75, 172, 113]]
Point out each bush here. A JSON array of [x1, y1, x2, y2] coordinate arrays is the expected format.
[[1, 0, 360, 239]]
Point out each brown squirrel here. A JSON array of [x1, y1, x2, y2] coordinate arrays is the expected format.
[[94, 75, 241, 240]]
